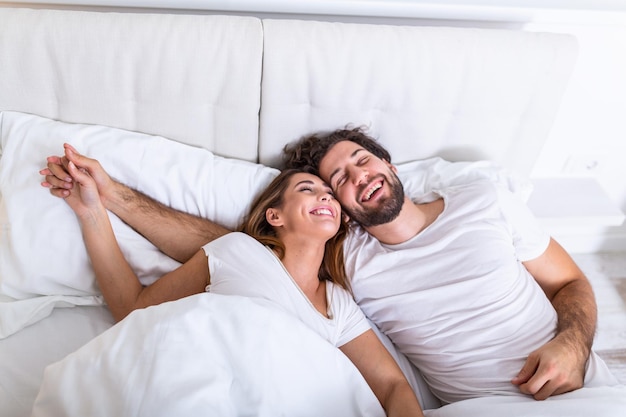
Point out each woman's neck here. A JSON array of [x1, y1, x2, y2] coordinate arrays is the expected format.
[[277, 236, 325, 288], [274, 236, 328, 315]]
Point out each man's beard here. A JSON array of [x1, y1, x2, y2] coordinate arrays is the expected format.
[[346, 172, 405, 228]]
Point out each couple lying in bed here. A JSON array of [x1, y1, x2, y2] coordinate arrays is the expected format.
[[40, 127, 620, 413]]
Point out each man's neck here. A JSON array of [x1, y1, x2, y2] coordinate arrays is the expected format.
[[364, 197, 444, 245]]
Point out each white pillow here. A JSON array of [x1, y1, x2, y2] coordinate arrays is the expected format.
[[0, 111, 529, 300], [0, 111, 279, 302], [397, 157, 533, 204], [0, 110, 529, 337]]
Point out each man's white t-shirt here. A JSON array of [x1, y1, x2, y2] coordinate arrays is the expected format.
[[203, 232, 371, 347], [344, 181, 614, 403]]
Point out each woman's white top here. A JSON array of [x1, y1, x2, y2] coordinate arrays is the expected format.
[[202, 232, 370, 347]]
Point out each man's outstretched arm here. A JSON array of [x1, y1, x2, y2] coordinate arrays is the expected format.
[[513, 238, 597, 400], [41, 144, 230, 263]]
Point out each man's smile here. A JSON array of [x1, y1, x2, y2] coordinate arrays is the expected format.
[[360, 179, 383, 202]]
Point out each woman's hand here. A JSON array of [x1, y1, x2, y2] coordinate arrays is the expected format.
[[40, 143, 116, 206], [62, 159, 106, 221]]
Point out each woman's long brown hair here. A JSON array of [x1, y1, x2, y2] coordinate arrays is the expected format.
[[238, 168, 351, 292]]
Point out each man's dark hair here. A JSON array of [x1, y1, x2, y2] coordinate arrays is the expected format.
[[282, 126, 391, 175]]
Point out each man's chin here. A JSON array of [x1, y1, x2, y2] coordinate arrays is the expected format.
[[349, 197, 403, 227]]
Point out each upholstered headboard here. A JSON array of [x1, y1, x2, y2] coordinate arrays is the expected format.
[[0, 8, 263, 161], [259, 19, 578, 176], [0, 7, 577, 176]]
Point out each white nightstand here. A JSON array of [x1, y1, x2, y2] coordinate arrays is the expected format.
[[527, 178, 625, 252]]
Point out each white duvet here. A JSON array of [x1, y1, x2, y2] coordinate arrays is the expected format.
[[31, 293, 386, 417], [31, 292, 626, 417]]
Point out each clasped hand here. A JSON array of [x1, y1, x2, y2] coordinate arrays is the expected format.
[[40, 143, 110, 219]]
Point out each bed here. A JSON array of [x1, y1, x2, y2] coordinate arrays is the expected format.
[[1, 6, 624, 417]]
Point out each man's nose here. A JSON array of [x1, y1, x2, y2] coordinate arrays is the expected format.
[[350, 166, 368, 186]]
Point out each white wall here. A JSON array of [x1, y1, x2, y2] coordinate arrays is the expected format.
[[526, 14, 626, 253]]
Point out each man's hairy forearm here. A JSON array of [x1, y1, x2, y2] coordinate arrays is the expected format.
[[103, 181, 230, 262], [551, 278, 597, 361]]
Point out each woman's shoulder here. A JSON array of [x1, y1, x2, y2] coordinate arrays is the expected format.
[[204, 232, 264, 255], [212, 231, 256, 245]]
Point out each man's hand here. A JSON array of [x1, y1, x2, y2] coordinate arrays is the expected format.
[[512, 332, 587, 400]]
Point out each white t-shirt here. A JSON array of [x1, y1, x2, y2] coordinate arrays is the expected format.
[[345, 182, 560, 403], [202, 232, 370, 347]]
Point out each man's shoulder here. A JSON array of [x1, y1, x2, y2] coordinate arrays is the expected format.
[[436, 180, 504, 206], [344, 224, 380, 254], [345, 223, 370, 244], [439, 180, 500, 195]]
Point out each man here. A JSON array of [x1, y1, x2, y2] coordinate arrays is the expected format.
[[281, 127, 618, 403], [42, 134, 618, 404]]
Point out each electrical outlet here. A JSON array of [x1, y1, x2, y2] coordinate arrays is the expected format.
[[562, 154, 605, 175]]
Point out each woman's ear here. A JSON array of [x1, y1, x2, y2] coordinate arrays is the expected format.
[[266, 207, 283, 227], [342, 212, 351, 223]]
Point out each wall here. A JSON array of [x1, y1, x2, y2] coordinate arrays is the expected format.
[[526, 14, 626, 253]]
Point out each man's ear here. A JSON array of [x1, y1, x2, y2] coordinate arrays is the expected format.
[[266, 207, 283, 227]]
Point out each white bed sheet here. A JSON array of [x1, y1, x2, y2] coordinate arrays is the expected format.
[[424, 386, 626, 416], [0, 304, 114, 417]]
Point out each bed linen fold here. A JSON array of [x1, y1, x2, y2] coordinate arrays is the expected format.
[[0, 295, 104, 339]]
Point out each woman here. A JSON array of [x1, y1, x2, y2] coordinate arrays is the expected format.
[[48, 151, 424, 416]]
